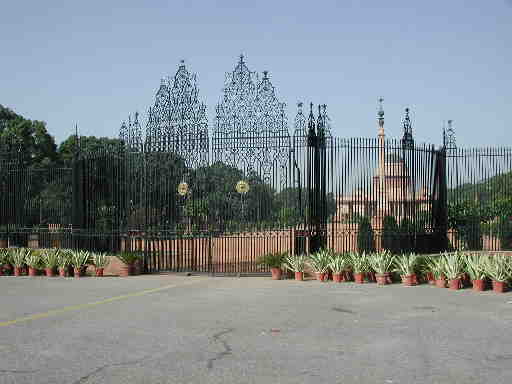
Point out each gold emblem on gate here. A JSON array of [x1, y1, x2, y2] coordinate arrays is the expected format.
[[177, 182, 189, 196], [236, 180, 250, 194]]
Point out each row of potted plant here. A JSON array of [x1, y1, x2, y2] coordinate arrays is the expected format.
[[0, 248, 142, 277], [258, 250, 512, 293]]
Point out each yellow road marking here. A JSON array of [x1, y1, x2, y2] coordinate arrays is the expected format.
[[0, 279, 200, 327]]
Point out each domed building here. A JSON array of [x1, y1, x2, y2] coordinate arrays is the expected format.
[[335, 104, 429, 224]]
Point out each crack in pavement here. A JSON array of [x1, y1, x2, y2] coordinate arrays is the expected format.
[[207, 328, 234, 369], [0, 369, 39, 374], [71, 356, 149, 384]]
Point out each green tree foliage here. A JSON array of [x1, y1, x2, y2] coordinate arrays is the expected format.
[[357, 216, 375, 253], [381, 215, 400, 253], [0, 104, 58, 166], [185, 162, 276, 231]]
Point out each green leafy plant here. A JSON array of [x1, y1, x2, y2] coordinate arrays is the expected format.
[[485, 254, 511, 282], [117, 252, 142, 266], [70, 250, 91, 268], [42, 249, 60, 269], [256, 252, 287, 269], [25, 250, 43, 269], [442, 251, 465, 280], [350, 252, 372, 274], [369, 250, 395, 274], [307, 249, 332, 273], [464, 253, 488, 280], [395, 252, 419, 276], [0, 249, 8, 265], [328, 253, 349, 274], [57, 250, 72, 268], [283, 254, 307, 272], [10, 248, 29, 267], [427, 254, 446, 279], [93, 252, 110, 268]]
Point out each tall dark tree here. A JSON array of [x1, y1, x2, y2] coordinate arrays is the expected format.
[[381, 215, 400, 253], [357, 216, 375, 253]]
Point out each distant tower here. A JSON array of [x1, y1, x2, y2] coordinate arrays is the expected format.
[[377, 98, 386, 209]]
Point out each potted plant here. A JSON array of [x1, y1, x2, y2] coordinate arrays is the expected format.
[[57, 250, 72, 277], [283, 253, 307, 281], [10, 248, 28, 276], [307, 249, 331, 282], [369, 250, 395, 285], [395, 253, 419, 286], [117, 252, 142, 277], [420, 255, 435, 285], [329, 253, 349, 283], [93, 252, 110, 277], [431, 254, 447, 288], [71, 250, 91, 278], [485, 254, 511, 293], [443, 251, 465, 290], [0, 249, 8, 276], [26, 250, 43, 277], [350, 252, 371, 283], [465, 253, 488, 292], [42, 249, 59, 277]]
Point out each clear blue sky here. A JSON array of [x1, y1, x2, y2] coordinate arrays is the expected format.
[[1, 0, 511, 147]]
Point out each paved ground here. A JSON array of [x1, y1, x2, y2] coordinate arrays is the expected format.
[[1, 275, 511, 384]]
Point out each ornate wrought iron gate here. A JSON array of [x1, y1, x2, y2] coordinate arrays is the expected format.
[[3, 56, 508, 275]]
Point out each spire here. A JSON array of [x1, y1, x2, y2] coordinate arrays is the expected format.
[[401, 107, 414, 149], [443, 119, 456, 151], [377, 97, 385, 136], [307, 102, 316, 138]]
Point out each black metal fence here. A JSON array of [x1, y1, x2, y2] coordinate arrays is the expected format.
[[1, 58, 510, 274]]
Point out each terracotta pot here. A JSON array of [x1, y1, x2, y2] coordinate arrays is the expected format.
[[354, 272, 365, 284], [461, 273, 472, 288], [332, 273, 343, 283], [294, 271, 303, 281], [28, 267, 38, 277], [427, 272, 435, 285], [0, 267, 3, 276], [119, 264, 134, 277], [14, 266, 23, 276], [95, 268, 104, 277], [58, 267, 68, 277], [402, 274, 418, 286], [472, 279, 485, 292], [270, 267, 282, 280], [435, 278, 447, 288], [73, 267, 82, 278], [315, 272, 326, 282], [45, 268, 55, 277], [448, 278, 461, 290], [2, 264, 12, 275], [376, 273, 391, 285], [492, 280, 508, 293]]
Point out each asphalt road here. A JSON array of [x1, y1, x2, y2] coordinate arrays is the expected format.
[[1, 275, 511, 384]]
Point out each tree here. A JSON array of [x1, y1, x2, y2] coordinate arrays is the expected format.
[[357, 216, 375, 253], [381, 215, 400, 253], [399, 217, 414, 253]]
